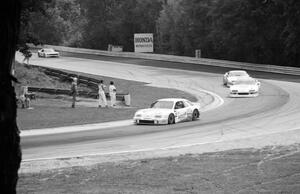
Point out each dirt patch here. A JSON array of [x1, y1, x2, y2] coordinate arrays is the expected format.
[[18, 144, 300, 193]]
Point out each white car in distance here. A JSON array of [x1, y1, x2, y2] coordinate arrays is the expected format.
[[38, 48, 60, 58], [223, 70, 250, 87], [133, 98, 201, 125], [229, 78, 261, 97]]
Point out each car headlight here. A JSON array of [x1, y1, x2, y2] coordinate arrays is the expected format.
[[249, 90, 256, 93], [154, 115, 162, 118], [231, 90, 238, 93], [135, 114, 142, 117]]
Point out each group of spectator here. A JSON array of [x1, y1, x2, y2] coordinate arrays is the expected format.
[[19, 85, 32, 109], [70, 77, 117, 108], [98, 80, 117, 108], [17, 48, 119, 109], [18, 77, 118, 109]]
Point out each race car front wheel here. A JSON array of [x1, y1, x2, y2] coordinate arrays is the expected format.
[[168, 114, 175, 124], [192, 109, 199, 121]]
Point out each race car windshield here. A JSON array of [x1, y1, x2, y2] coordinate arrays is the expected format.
[[150, 101, 174, 109], [236, 80, 256, 85], [44, 49, 55, 52], [229, 71, 248, 76]]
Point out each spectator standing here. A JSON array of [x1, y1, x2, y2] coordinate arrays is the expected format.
[[22, 50, 32, 65], [19, 45, 32, 65], [109, 81, 117, 107], [98, 80, 107, 108], [70, 77, 78, 108], [20, 85, 31, 109]]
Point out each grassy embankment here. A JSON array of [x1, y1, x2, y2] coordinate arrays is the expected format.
[[18, 145, 300, 193], [14, 62, 196, 130]]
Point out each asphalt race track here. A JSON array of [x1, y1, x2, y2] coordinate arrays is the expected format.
[[18, 52, 300, 162]]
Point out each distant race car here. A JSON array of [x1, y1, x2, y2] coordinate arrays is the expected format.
[[223, 70, 251, 87], [37, 48, 59, 58], [133, 98, 201, 125], [229, 78, 261, 97]]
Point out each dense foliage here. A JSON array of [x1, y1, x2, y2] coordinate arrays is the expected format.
[[21, 0, 300, 67], [79, 0, 162, 51], [157, 0, 299, 67], [20, 0, 85, 47]]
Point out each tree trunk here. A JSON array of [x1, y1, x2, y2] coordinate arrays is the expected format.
[[0, 1, 22, 193]]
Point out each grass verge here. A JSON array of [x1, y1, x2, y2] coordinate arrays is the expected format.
[[15, 62, 196, 130], [18, 144, 300, 193]]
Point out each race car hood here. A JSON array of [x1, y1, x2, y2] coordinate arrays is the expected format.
[[230, 84, 258, 92], [46, 51, 59, 54], [227, 76, 249, 82], [135, 108, 172, 117]]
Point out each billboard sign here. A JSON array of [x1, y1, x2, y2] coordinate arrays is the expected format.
[[134, 33, 153, 53]]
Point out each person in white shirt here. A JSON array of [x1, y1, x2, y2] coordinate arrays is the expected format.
[[98, 80, 107, 108], [109, 81, 117, 107]]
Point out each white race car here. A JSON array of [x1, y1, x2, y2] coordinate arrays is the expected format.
[[223, 70, 251, 87], [133, 98, 201, 125], [37, 48, 59, 58], [229, 78, 261, 97]]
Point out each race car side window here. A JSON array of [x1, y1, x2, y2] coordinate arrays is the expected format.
[[150, 102, 156, 108], [175, 101, 185, 109], [183, 101, 191, 107]]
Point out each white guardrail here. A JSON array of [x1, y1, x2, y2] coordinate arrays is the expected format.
[[30, 44, 300, 76]]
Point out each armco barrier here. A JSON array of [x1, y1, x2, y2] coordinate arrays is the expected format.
[[28, 86, 129, 102], [28, 67, 131, 105], [42, 67, 99, 90], [29, 44, 300, 76]]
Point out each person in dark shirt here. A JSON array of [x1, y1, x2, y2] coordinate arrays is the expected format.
[[70, 77, 78, 108]]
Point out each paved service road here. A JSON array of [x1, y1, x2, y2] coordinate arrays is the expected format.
[[18, 53, 300, 162]]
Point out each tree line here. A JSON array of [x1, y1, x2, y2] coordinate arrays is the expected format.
[[21, 0, 299, 67]]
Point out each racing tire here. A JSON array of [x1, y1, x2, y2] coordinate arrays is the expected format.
[[192, 109, 199, 121], [168, 114, 175, 124]]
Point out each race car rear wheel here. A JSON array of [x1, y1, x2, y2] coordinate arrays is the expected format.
[[192, 109, 199, 121], [168, 114, 175, 124]]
